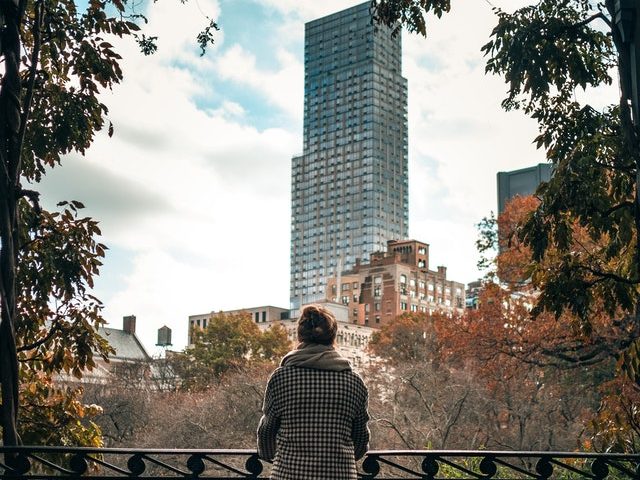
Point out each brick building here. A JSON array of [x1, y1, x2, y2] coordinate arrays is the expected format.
[[326, 239, 465, 327]]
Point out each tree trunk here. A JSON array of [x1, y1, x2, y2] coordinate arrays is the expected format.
[[0, 0, 23, 447]]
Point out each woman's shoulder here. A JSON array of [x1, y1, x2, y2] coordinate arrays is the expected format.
[[344, 369, 368, 390]]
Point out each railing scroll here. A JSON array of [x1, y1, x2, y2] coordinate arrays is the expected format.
[[0, 447, 638, 479]]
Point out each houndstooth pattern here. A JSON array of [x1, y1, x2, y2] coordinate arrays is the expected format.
[[257, 365, 370, 480]]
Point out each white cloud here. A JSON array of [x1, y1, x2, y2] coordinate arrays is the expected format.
[[403, 0, 546, 275], [38, 0, 618, 352], [215, 44, 303, 121], [252, 0, 364, 19]]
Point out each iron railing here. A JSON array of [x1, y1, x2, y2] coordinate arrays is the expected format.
[[0, 446, 638, 479]]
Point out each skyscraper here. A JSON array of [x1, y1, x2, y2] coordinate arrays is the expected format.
[[290, 2, 408, 312]]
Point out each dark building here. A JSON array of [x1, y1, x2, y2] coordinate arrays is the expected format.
[[290, 2, 409, 313], [497, 163, 552, 213]]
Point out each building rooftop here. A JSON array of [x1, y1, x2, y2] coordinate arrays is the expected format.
[[99, 327, 150, 362]]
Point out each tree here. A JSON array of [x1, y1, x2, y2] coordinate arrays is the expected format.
[[0, 0, 217, 446], [368, 312, 442, 365], [372, 0, 640, 451], [172, 313, 291, 391], [368, 307, 595, 451], [372, 0, 637, 319]]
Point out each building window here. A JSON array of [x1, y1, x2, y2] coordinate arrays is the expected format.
[[365, 304, 370, 313], [374, 276, 382, 284], [375, 315, 380, 324], [353, 294, 358, 303], [342, 283, 350, 291], [374, 286, 381, 297], [411, 304, 418, 312], [400, 301, 408, 311], [374, 302, 380, 311], [400, 274, 407, 284], [262, 311, 267, 322], [353, 282, 359, 289]]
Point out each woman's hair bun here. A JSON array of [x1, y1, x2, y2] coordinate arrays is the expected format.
[[297, 304, 338, 345]]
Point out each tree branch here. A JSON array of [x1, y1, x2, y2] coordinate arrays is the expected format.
[[572, 12, 612, 30], [16, 0, 43, 167], [17, 319, 60, 352], [580, 265, 640, 285], [592, 159, 635, 173], [602, 201, 635, 217]]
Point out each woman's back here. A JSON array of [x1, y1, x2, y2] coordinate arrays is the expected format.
[[259, 365, 369, 480]]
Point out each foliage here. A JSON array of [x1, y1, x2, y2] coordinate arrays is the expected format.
[[91, 362, 273, 449], [172, 313, 291, 391], [592, 377, 640, 452], [475, 211, 497, 277], [367, 305, 597, 450], [370, 0, 450, 37], [372, 0, 640, 451], [373, 0, 637, 324], [0, 0, 217, 446], [366, 361, 487, 450], [20, 371, 103, 447], [369, 312, 436, 363]]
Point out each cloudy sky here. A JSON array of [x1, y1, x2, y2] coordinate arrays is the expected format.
[[38, 0, 552, 353]]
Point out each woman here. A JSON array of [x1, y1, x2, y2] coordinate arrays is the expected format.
[[257, 304, 370, 480]]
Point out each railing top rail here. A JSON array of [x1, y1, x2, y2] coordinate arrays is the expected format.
[[0, 447, 638, 459], [367, 450, 640, 459]]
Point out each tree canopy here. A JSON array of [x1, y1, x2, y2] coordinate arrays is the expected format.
[[173, 312, 291, 392], [372, 0, 640, 450], [372, 0, 639, 335], [0, 0, 216, 447]]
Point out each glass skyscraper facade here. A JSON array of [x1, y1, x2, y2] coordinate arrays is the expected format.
[[290, 2, 408, 312]]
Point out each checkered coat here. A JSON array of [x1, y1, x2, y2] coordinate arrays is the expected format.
[[257, 365, 370, 480]]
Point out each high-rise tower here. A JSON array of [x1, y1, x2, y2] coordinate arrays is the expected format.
[[290, 2, 408, 312]]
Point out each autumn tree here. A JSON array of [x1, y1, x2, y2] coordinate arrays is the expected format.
[[372, 0, 640, 451], [368, 312, 442, 365], [173, 313, 290, 391], [369, 305, 599, 450], [0, 0, 216, 446]]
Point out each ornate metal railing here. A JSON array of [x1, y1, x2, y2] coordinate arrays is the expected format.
[[0, 446, 638, 479]]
